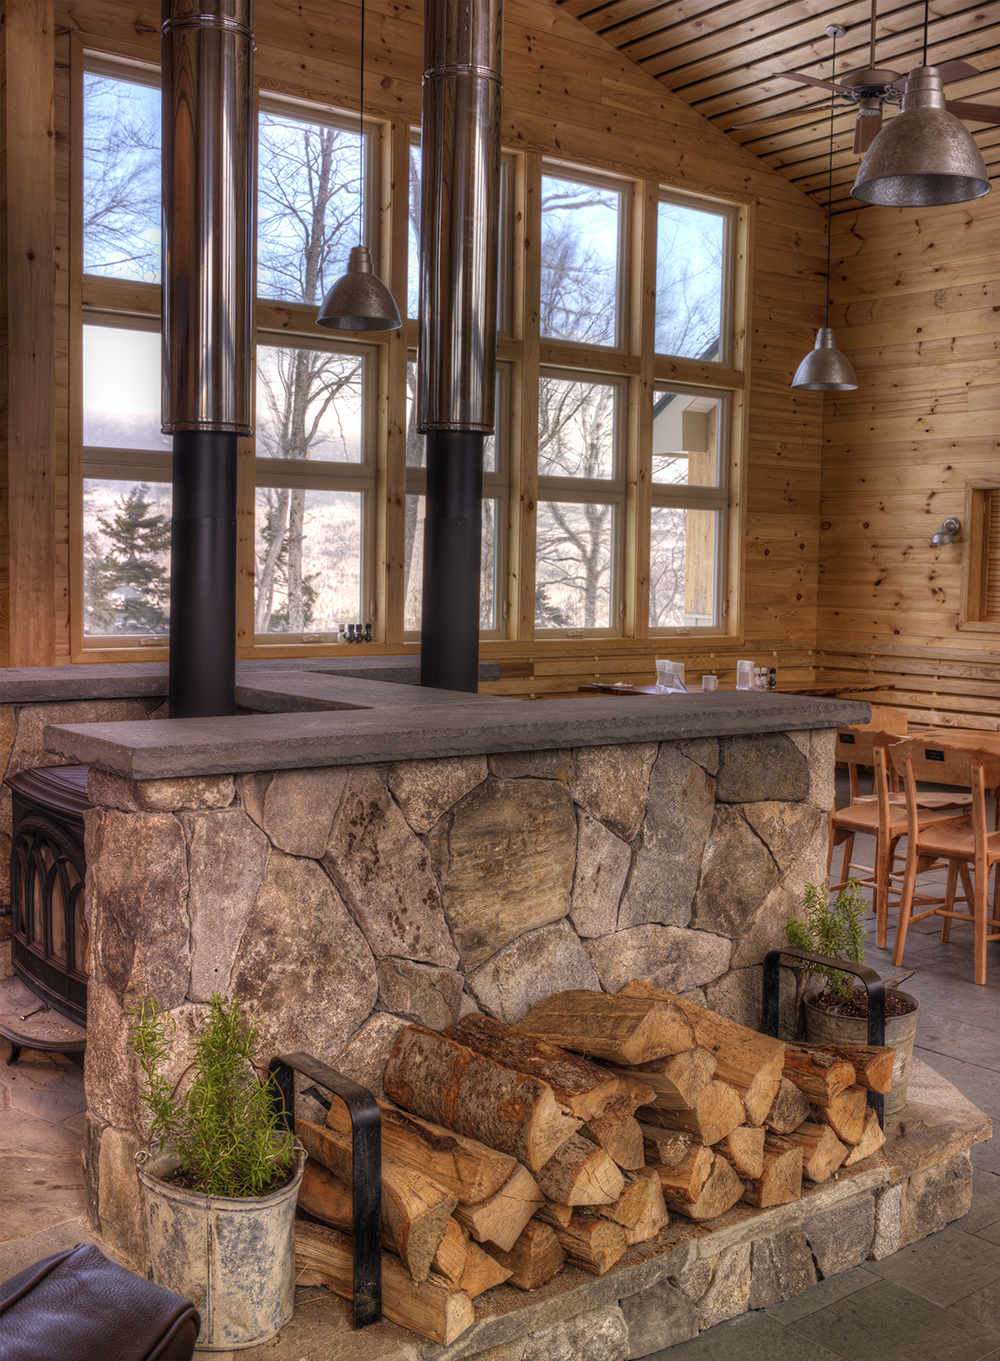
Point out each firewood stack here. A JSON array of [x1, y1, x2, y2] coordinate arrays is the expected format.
[[294, 979, 895, 1344]]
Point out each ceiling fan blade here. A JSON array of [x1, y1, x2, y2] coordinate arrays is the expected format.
[[780, 71, 844, 93], [854, 110, 883, 154], [891, 59, 980, 93], [730, 104, 834, 131], [944, 99, 1000, 124]]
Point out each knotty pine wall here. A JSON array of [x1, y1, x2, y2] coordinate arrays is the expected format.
[[815, 200, 1000, 731], [2, 0, 854, 699]]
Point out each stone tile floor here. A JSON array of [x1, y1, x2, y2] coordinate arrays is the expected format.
[[2, 788, 998, 1361]]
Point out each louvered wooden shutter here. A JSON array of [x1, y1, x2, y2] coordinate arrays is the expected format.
[[985, 489, 1000, 621]]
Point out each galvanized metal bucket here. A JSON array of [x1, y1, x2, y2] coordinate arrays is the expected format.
[[136, 1145, 305, 1351], [804, 989, 920, 1115]]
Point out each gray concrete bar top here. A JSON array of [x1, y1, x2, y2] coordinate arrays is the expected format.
[[23, 660, 871, 778]]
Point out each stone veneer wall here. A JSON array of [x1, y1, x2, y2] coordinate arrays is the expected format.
[[80, 727, 833, 1263]]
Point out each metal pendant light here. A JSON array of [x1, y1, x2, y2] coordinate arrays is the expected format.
[[852, 3, 990, 206], [792, 26, 858, 393], [317, 1, 401, 331]]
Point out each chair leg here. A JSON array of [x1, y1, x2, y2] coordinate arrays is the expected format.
[[940, 860, 959, 942], [892, 844, 920, 969], [874, 831, 894, 949], [974, 855, 988, 986], [839, 830, 855, 887]]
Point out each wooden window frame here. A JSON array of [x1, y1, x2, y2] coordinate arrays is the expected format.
[[959, 479, 1000, 632]]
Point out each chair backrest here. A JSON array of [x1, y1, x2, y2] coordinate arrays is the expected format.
[[836, 727, 905, 798], [888, 739, 1000, 849]]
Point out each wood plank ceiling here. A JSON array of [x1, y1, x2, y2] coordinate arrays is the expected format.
[[556, 0, 1000, 212]]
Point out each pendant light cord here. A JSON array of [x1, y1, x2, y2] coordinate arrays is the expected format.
[[358, 0, 365, 248], [824, 28, 837, 328], [922, 0, 929, 67]]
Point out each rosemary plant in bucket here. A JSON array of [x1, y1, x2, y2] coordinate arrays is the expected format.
[[785, 877, 868, 1007], [130, 994, 304, 1349], [130, 993, 297, 1198]]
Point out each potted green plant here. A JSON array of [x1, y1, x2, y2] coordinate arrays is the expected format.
[[785, 878, 919, 1114], [130, 993, 304, 1351]]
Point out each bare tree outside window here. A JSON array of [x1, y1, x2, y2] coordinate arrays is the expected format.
[[540, 173, 621, 347], [83, 72, 161, 282], [655, 200, 725, 360]]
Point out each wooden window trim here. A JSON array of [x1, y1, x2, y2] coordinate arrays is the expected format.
[[960, 479, 1000, 633]]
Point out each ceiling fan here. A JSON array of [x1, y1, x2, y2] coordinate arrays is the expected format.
[[732, 1, 1000, 155]]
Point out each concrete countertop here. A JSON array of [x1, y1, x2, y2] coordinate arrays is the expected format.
[[16, 661, 871, 778]]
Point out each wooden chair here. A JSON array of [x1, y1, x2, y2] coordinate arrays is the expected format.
[[828, 734, 971, 949], [888, 739, 1000, 986]]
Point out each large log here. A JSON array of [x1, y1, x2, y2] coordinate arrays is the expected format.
[[581, 1076, 656, 1170], [533, 1132, 625, 1206], [741, 1134, 803, 1208], [713, 1125, 765, 1180], [666, 1153, 743, 1223], [453, 1162, 544, 1251], [447, 1014, 620, 1120], [514, 989, 695, 1064], [843, 1106, 887, 1165], [481, 1220, 566, 1290], [294, 1221, 474, 1346], [790, 1041, 896, 1095], [821, 1086, 868, 1146], [296, 1120, 455, 1284], [621, 979, 784, 1125], [535, 1205, 629, 1274], [328, 1099, 516, 1205], [650, 1144, 714, 1207], [782, 1051, 856, 1106], [607, 1045, 717, 1110], [764, 1077, 812, 1134], [383, 1024, 582, 1170], [637, 1078, 745, 1146], [783, 1122, 848, 1183]]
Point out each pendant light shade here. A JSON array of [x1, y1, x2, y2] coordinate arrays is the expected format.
[[852, 66, 990, 206], [317, 246, 402, 331], [791, 326, 858, 391], [791, 26, 857, 394], [315, 1, 401, 333]]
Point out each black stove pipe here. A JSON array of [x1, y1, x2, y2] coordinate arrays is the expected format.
[[161, 1, 253, 718], [417, 0, 503, 694]]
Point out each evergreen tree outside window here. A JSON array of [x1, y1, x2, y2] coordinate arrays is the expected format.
[[83, 481, 171, 635]]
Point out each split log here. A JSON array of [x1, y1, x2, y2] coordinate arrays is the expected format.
[[782, 1051, 856, 1106], [535, 1205, 628, 1275], [329, 1099, 516, 1205], [581, 1076, 656, 1170], [457, 1239, 512, 1298], [783, 1122, 848, 1183], [621, 979, 784, 1125], [533, 1132, 624, 1206], [821, 1086, 868, 1146], [447, 1014, 619, 1121], [515, 989, 695, 1064], [666, 1153, 743, 1223], [594, 1167, 665, 1230], [540, 1196, 573, 1228], [430, 1219, 471, 1285], [296, 1120, 455, 1284], [765, 1077, 812, 1134], [383, 1024, 582, 1171], [638, 1125, 693, 1169], [791, 1041, 896, 1095], [453, 1162, 544, 1251], [713, 1125, 765, 1180], [651, 1144, 714, 1207], [637, 1078, 745, 1146], [843, 1107, 887, 1165], [294, 1221, 474, 1347], [607, 1045, 717, 1110], [621, 1171, 669, 1245], [741, 1135, 803, 1208], [481, 1220, 566, 1290]]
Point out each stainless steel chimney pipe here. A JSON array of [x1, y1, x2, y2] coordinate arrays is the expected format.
[[417, 0, 503, 434], [161, 0, 254, 434], [161, 1, 253, 718]]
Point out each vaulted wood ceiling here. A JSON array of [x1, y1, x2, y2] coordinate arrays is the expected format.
[[556, 0, 1000, 212]]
